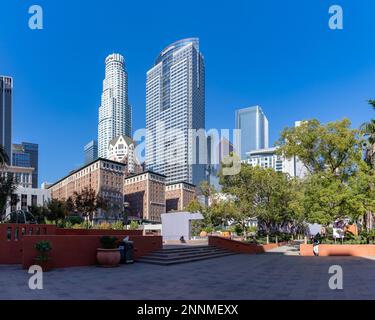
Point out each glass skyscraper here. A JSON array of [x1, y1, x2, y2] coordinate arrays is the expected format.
[[12, 142, 39, 188], [145, 38, 205, 186], [0, 76, 12, 163], [98, 54, 132, 158], [84, 140, 98, 164], [235, 105, 269, 160]]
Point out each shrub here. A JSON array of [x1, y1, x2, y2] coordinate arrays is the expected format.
[[66, 216, 84, 225], [97, 222, 111, 230], [234, 224, 244, 236], [129, 221, 139, 230], [111, 221, 124, 230], [100, 236, 118, 249], [35, 241, 52, 262], [72, 223, 83, 229]]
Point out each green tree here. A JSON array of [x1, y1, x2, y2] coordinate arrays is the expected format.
[[361, 100, 375, 168], [46, 199, 68, 224], [277, 119, 362, 178], [73, 188, 105, 227], [0, 145, 9, 165], [220, 164, 295, 243], [277, 119, 364, 227], [0, 174, 18, 221]]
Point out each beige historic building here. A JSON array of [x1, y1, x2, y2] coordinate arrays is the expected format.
[[165, 182, 196, 212], [107, 135, 142, 174], [0, 165, 34, 188], [124, 171, 166, 222], [49, 158, 126, 221]]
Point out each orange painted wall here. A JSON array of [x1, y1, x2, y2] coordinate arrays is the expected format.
[[55, 229, 143, 236], [22, 235, 162, 269], [208, 236, 286, 254], [0, 223, 156, 266], [300, 244, 375, 257], [0, 224, 56, 264]]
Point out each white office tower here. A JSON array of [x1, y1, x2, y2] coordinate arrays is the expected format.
[[145, 38, 205, 186], [98, 53, 132, 158]]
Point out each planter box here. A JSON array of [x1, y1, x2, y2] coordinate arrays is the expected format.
[[300, 244, 375, 257]]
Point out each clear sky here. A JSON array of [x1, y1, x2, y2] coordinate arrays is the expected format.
[[1, 0, 374, 186]]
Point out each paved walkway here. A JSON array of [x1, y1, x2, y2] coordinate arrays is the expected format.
[[1, 246, 375, 300]]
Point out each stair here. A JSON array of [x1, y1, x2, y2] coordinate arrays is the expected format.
[[136, 245, 237, 265]]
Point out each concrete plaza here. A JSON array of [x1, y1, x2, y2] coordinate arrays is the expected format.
[[1, 245, 375, 300]]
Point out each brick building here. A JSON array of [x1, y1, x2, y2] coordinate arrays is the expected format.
[[48, 158, 126, 221], [165, 182, 196, 213], [124, 171, 166, 222]]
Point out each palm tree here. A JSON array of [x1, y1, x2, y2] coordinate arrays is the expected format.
[[361, 100, 375, 168], [0, 145, 9, 166]]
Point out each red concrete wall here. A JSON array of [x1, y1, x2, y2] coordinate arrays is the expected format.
[[208, 236, 287, 254], [300, 244, 375, 257], [55, 228, 143, 236], [0, 224, 57, 264], [22, 235, 162, 269]]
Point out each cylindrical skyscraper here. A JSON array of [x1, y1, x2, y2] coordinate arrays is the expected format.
[[98, 53, 132, 158]]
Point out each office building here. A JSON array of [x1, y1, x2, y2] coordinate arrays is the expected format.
[[6, 186, 51, 216], [0, 76, 12, 163], [0, 165, 34, 188], [145, 38, 205, 186], [124, 171, 166, 222], [98, 54, 132, 158], [84, 140, 98, 164], [48, 158, 126, 222], [12, 142, 38, 188], [107, 135, 141, 174], [246, 147, 307, 178], [207, 136, 234, 191], [235, 105, 269, 160], [165, 182, 196, 212]]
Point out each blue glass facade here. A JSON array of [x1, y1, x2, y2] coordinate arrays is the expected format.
[[84, 140, 98, 164], [12, 142, 38, 188], [235, 106, 269, 160]]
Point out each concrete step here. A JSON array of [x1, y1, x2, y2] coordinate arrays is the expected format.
[[156, 245, 212, 253], [137, 251, 237, 266], [151, 247, 226, 258], [143, 249, 232, 261]]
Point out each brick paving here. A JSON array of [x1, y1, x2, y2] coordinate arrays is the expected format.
[[1, 246, 375, 300]]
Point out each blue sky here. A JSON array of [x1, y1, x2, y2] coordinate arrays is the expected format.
[[1, 0, 374, 185]]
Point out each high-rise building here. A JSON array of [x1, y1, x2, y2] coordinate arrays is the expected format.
[[98, 54, 132, 158], [12, 142, 38, 188], [0, 76, 12, 163], [145, 38, 205, 186], [207, 136, 234, 191], [235, 105, 269, 160], [107, 135, 141, 174], [246, 147, 307, 179], [84, 140, 98, 164]]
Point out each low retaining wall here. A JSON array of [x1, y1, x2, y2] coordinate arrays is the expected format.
[[55, 229, 143, 236], [0, 224, 57, 264], [208, 236, 287, 254], [0, 223, 157, 266], [300, 244, 375, 257], [22, 235, 162, 269]]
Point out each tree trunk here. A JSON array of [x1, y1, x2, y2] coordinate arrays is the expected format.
[[266, 234, 270, 244]]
